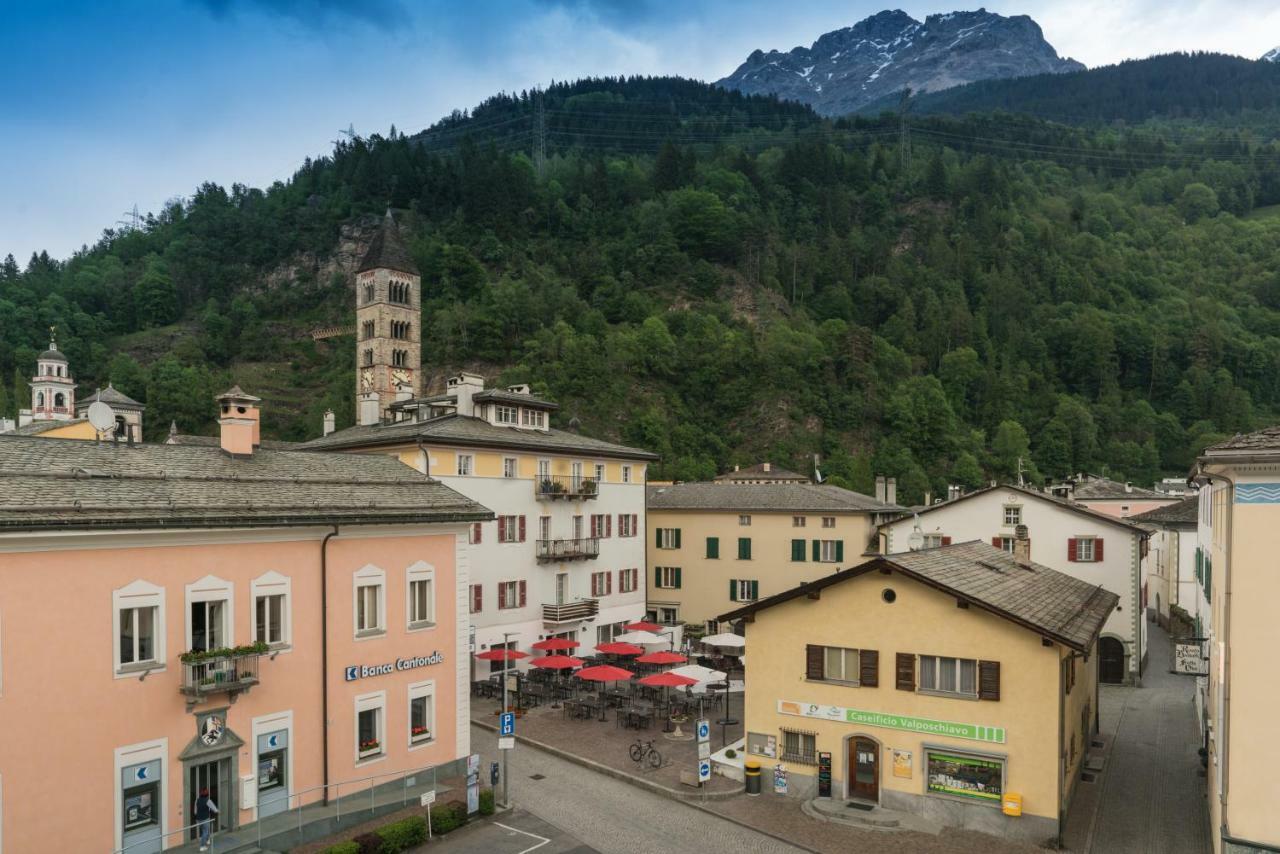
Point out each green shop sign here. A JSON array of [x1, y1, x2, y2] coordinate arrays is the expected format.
[[778, 700, 1006, 744]]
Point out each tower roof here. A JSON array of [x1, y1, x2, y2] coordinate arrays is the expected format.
[[356, 210, 419, 276], [38, 343, 67, 363]]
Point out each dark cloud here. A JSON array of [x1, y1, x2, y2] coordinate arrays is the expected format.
[[194, 0, 410, 32]]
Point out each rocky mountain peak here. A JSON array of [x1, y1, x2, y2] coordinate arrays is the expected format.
[[1263, 47, 1280, 63], [715, 7, 1083, 117]]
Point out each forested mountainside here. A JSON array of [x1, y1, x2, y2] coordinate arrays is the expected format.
[[4, 74, 1280, 503]]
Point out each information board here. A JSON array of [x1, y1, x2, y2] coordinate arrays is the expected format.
[[817, 752, 832, 798], [1175, 642, 1207, 675]]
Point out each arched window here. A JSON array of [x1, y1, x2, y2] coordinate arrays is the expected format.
[[363, 349, 374, 367], [362, 320, 375, 340], [36, 392, 45, 407], [393, 350, 408, 367], [363, 283, 374, 303], [54, 393, 65, 408]]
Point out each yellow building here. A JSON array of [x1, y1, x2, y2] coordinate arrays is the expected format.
[[1193, 428, 1280, 854], [645, 478, 900, 632], [719, 540, 1117, 844]]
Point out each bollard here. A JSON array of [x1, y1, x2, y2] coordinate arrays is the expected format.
[[744, 760, 762, 795]]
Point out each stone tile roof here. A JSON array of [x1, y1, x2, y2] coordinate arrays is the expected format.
[[4, 418, 88, 436], [472, 389, 559, 410], [1202, 425, 1280, 454], [647, 481, 900, 513], [1071, 476, 1164, 500], [166, 433, 303, 451], [77, 384, 145, 411], [301, 412, 657, 460], [713, 462, 809, 482], [885, 482, 1147, 534], [719, 541, 1118, 653], [356, 211, 418, 275], [1129, 496, 1198, 526], [0, 434, 491, 531]]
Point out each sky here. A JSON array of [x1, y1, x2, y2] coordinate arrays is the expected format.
[[2, 0, 1278, 263]]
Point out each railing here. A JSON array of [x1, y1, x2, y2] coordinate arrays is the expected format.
[[535, 475, 600, 500], [180, 651, 261, 704], [536, 537, 601, 562], [543, 599, 600, 623]]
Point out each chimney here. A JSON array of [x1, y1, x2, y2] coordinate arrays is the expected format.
[[924, 490, 932, 506], [447, 372, 485, 417], [1124, 481, 1132, 493], [886, 477, 897, 506], [763, 462, 772, 473], [875, 475, 886, 503], [216, 386, 260, 457], [734, 465, 740, 473], [358, 392, 381, 427], [395, 383, 413, 403], [1013, 524, 1031, 566], [323, 409, 336, 437]]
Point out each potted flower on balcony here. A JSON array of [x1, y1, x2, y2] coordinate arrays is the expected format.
[[539, 478, 564, 496], [411, 725, 432, 742], [580, 478, 598, 496], [359, 738, 381, 756]]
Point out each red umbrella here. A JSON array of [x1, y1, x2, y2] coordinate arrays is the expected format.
[[529, 655, 583, 669], [623, 620, 663, 632], [638, 671, 698, 688], [474, 649, 529, 661], [576, 664, 635, 720], [532, 638, 580, 652], [636, 651, 687, 665], [596, 642, 644, 656]]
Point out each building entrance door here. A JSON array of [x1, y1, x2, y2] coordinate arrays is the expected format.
[[189, 758, 232, 839], [848, 737, 879, 802], [1100, 637, 1126, 684], [556, 572, 568, 605]]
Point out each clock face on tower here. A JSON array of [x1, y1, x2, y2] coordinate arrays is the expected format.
[[360, 368, 374, 391], [391, 368, 411, 387]]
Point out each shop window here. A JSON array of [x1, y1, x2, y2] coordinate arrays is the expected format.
[[408, 681, 435, 746], [925, 750, 1004, 805], [406, 562, 435, 629], [353, 565, 386, 637], [780, 730, 817, 764], [355, 693, 385, 761], [252, 571, 291, 648]]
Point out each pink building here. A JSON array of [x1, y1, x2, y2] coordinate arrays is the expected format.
[[0, 389, 490, 852], [1054, 474, 1181, 519]]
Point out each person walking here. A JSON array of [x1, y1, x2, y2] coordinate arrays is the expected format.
[[194, 787, 219, 851]]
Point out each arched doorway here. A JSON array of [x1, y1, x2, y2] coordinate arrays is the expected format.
[[1100, 636, 1126, 684], [845, 734, 881, 803]]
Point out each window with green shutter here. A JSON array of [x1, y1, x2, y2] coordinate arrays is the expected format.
[[1204, 557, 1212, 602], [835, 540, 844, 563], [791, 539, 806, 562], [738, 537, 752, 560], [812, 539, 820, 561], [706, 537, 719, 559]]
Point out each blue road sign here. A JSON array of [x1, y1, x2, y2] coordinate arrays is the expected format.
[[696, 719, 710, 743], [499, 712, 515, 736], [698, 759, 711, 782]]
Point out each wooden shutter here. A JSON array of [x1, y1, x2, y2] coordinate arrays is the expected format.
[[812, 539, 820, 561], [729, 580, 737, 601], [1067, 538, 1078, 562], [707, 537, 719, 559], [674, 567, 682, 588], [896, 653, 916, 691], [518, 580, 527, 608], [941, 536, 952, 545], [1094, 538, 1104, 561], [606, 515, 612, 537], [835, 540, 844, 563], [656, 528, 662, 547], [992, 537, 1002, 548], [750, 580, 758, 600], [654, 566, 661, 587], [473, 522, 482, 543], [806, 644, 825, 680], [519, 515, 527, 542], [471, 584, 482, 613], [979, 660, 1001, 700], [590, 516, 598, 538], [631, 514, 638, 537], [606, 572, 612, 595], [674, 529, 682, 548], [791, 539, 805, 561], [860, 649, 879, 687]]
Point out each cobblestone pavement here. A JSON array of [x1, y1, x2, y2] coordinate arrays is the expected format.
[[1069, 620, 1211, 854]]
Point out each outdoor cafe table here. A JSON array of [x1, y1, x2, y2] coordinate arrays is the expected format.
[[603, 688, 631, 707], [616, 706, 655, 730]]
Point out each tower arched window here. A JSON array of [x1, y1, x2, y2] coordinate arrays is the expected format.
[[362, 320, 375, 340], [363, 283, 374, 303], [36, 392, 45, 407], [54, 393, 65, 408], [363, 349, 374, 367], [393, 349, 408, 367], [391, 321, 411, 340]]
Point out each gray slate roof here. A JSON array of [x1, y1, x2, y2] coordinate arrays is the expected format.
[[719, 541, 1118, 653], [4, 418, 88, 436], [301, 413, 658, 460], [357, 211, 418, 275], [77, 384, 145, 411], [885, 482, 1147, 534], [1071, 476, 1164, 500], [713, 462, 809, 482], [1129, 496, 1198, 526], [647, 481, 900, 513], [1202, 425, 1280, 454], [472, 389, 559, 410], [166, 433, 304, 451], [0, 434, 491, 531]]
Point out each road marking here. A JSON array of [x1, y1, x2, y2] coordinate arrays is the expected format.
[[495, 821, 551, 854]]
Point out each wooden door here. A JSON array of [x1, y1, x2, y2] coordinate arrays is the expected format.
[[849, 737, 879, 802], [1100, 636, 1126, 684]]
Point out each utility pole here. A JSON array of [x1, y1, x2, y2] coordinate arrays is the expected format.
[[533, 91, 547, 179], [500, 631, 515, 808], [898, 88, 913, 173]]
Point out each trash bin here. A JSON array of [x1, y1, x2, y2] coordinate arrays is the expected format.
[[744, 760, 762, 795]]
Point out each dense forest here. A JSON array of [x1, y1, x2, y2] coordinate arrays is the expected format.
[[3, 67, 1280, 503]]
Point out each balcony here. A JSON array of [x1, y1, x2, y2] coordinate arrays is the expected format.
[[179, 647, 263, 708], [536, 537, 600, 562], [543, 599, 599, 624], [535, 475, 600, 501]]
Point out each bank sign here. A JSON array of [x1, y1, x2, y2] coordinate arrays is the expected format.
[[346, 652, 445, 682], [779, 700, 1006, 744]]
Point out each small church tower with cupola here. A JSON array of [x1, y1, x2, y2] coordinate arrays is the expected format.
[[19, 329, 76, 426], [354, 210, 421, 425]]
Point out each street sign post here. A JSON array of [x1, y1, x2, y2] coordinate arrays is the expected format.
[[498, 736, 515, 750], [698, 758, 711, 783], [500, 712, 516, 736], [697, 741, 711, 760], [419, 790, 436, 807], [696, 719, 710, 743]]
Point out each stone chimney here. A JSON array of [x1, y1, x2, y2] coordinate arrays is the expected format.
[[216, 386, 260, 458], [1013, 524, 1031, 566], [358, 392, 381, 427], [886, 477, 897, 506], [323, 409, 336, 437], [395, 383, 413, 404], [763, 462, 772, 473], [875, 475, 886, 503], [1124, 481, 1132, 493]]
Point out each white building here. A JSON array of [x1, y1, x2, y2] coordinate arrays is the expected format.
[[879, 484, 1149, 685], [1130, 497, 1199, 631], [19, 335, 77, 426]]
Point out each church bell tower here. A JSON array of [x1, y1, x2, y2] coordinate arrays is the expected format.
[[354, 211, 421, 425]]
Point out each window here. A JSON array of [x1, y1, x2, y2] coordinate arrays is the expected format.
[[595, 463, 606, 483], [456, 454, 473, 476], [597, 621, 625, 644], [619, 568, 639, 594], [186, 575, 232, 653], [539, 515, 551, 540], [816, 539, 844, 563], [792, 516, 806, 527], [590, 514, 609, 538], [737, 537, 752, 560], [706, 537, 720, 559], [791, 539, 806, 561], [537, 459, 550, 479], [363, 282, 374, 303], [469, 584, 483, 614], [995, 537, 1015, 553], [498, 515, 525, 543], [362, 320, 375, 340], [521, 409, 545, 428], [573, 515, 584, 539], [407, 562, 435, 629], [655, 606, 679, 625], [390, 320, 411, 340], [925, 750, 1004, 805], [120, 606, 158, 666], [498, 580, 526, 610], [729, 579, 759, 602], [739, 515, 752, 526], [621, 465, 632, 483], [354, 565, 385, 637], [822, 517, 836, 528], [1003, 505, 1022, 526], [252, 571, 291, 648], [496, 406, 519, 425], [919, 655, 978, 697], [806, 644, 875, 685], [1071, 537, 1100, 562], [408, 682, 435, 746], [656, 528, 681, 549], [114, 581, 165, 674], [392, 349, 409, 367], [618, 514, 637, 537], [502, 457, 518, 478], [923, 534, 949, 548], [781, 730, 817, 764], [591, 571, 612, 597], [469, 522, 483, 544], [355, 693, 385, 760], [654, 566, 681, 589], [362, 348, 373, 367]]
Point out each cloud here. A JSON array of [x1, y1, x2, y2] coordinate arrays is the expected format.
[[194, 0, 410, 31]]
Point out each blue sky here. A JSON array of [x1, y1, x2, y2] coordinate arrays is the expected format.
[[2, 0, 1277, 263]]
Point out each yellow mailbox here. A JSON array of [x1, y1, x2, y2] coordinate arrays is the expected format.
[[1002, 792, 1023, 817]]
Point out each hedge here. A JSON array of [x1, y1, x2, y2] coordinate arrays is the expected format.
[[323, 813, 431, 854], [479, 789, 495, 816]]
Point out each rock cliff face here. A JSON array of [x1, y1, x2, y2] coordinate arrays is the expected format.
[[716, 8, 1084, 116]]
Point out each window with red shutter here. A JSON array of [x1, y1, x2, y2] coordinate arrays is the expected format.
[[606, 515, 612, 537], [1067, 538, 1078, 562], [470, 584, 482, 613], [991, 537, 1002, 548], [805, 645, 824, 680], [606, 572, 612, 595], [590, 516, 597, 538], [978, 660, 1001, 700], [941, 536, 952, 546], [472, 522, 482, 544], [518, 580, 527, 607], [519, 516, 527, 542], [1095, 538, 1104, 561], [860, 650, 879, 687], [896, 653, 916, 691]]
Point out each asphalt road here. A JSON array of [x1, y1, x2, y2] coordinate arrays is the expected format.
[[465, 722, 807, 854]]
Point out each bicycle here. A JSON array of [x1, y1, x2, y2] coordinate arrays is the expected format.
[[629, 738, 662, 768]]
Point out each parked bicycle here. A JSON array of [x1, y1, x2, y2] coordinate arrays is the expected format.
[[629, 738, 662, 768]]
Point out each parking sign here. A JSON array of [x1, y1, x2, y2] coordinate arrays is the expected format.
[[499, 712, 515, 736], [696, 719, 710, 743], [698, 759, 711, 782]]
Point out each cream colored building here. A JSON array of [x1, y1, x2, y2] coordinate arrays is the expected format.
[[1192, 427, 1280, 854], [720, 541, 1116, 844], [645, 479, 900, 632]]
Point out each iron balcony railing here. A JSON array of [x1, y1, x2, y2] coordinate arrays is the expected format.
[[536, 537, 601, 562], [543, 599, 599, 624], [535, 475, 600, 500], [180, 650, 261, 705]]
